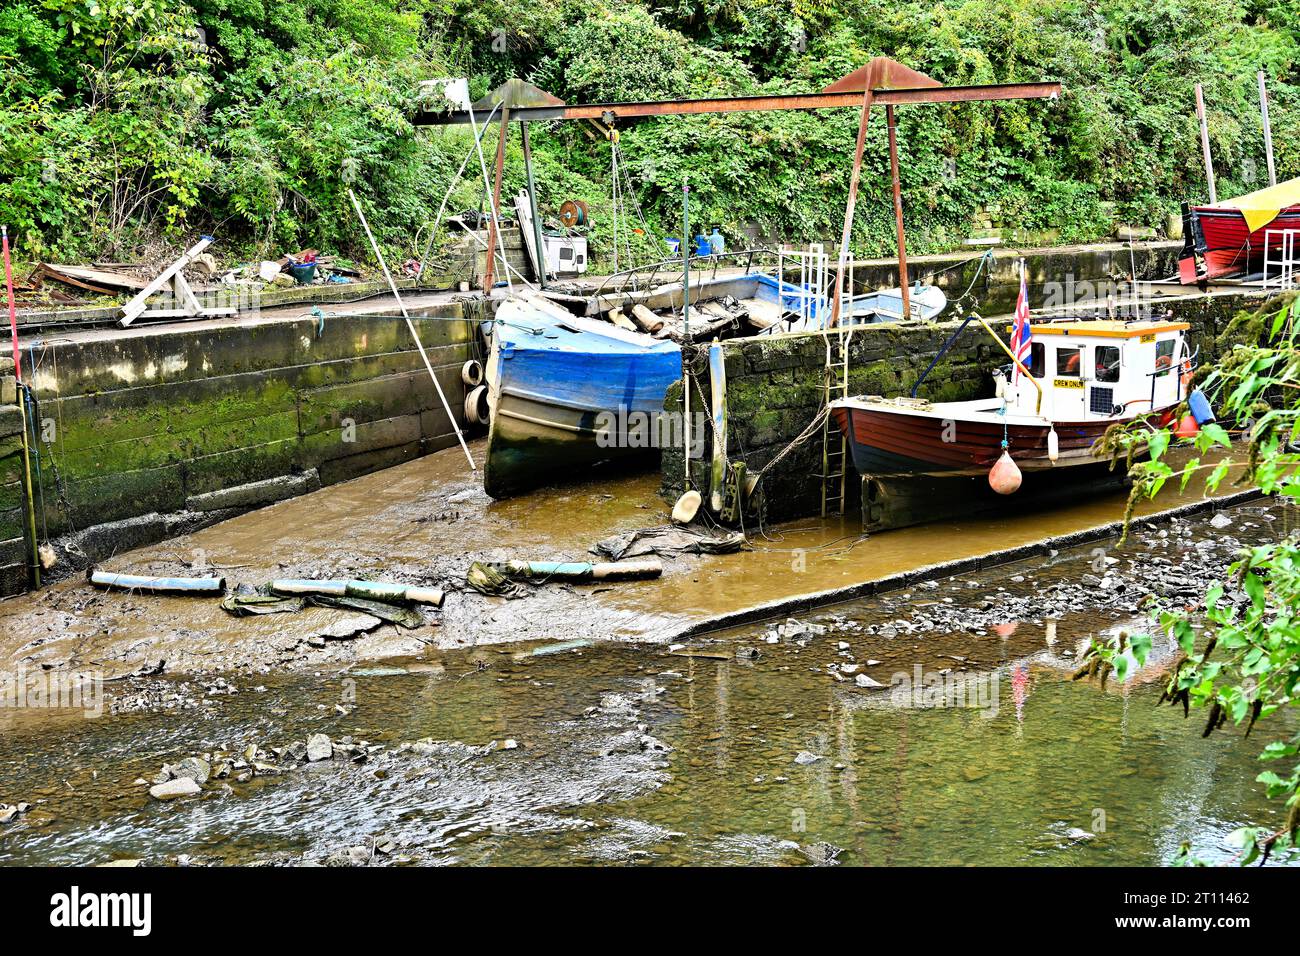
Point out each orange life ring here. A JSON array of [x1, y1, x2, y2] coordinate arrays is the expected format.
[[1179, 358, 1194, 390]]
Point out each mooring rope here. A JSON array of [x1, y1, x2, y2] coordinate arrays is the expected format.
[[749, 405, 832, 485]]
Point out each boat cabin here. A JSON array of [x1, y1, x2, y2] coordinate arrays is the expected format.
[[1001, 319, 1193, 422]]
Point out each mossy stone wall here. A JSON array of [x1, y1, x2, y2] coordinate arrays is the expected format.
[[1, 304, 478, 595]]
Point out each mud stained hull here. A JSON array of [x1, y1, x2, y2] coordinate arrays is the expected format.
[[483, 308, 681, 499], [832, 405, 1120, 475], [483, 390, 663, 498], [860, 464, 1130, 532]]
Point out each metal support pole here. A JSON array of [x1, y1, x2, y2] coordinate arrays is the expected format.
[[682, 178, 691, 489], [520, 122, 548, 288], [2, 226, 39, 588], [829, 89, 873, 327], [886, 105, 910, 320], [1195, 84, 1217, 204], [1259, 71, 1277, 187], [483, 107, 510, 291]]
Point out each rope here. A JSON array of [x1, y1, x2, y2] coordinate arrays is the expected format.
[[749, 405, 832, 485], [914, 248, 995, 290]]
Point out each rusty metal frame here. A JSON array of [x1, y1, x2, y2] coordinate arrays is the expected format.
[[427, 61, 1062, 303], [414, 82, 1060, 126]]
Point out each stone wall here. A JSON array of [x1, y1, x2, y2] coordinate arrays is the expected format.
[[663, 290, 1262, 524], [0, 302, 481, 596]]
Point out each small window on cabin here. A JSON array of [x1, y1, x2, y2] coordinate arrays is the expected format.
[[559, 247, 574, 261], [1055, 346, 1083, 377], [1095, 345, 1120, 383], [1154, 339, 1175, 376], [1028, 342, 1045, 377]]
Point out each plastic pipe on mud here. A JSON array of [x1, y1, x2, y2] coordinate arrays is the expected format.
[[269, 580, 445, 606], [496, 560, 662, 582], [88, 570, 227, 595]]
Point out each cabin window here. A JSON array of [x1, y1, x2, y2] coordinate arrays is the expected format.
[[1095, 345, 1121, 383], [1028, 343, 1045, 377], [1155, 339, 1175, 376], [1055, 346, 1083, 377]]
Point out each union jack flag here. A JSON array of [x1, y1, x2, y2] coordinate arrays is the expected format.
[[1010, 264, 1031, 382]]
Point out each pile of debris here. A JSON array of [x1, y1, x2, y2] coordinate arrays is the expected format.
[[16, 243, 366, 311], [600, 294, 757, 344], [217, 248, 362, 290]]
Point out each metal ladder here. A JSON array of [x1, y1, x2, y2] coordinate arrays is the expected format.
[[819, 324, 852, 517]]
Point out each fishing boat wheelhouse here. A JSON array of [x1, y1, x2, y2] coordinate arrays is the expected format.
[[830, 318, 1194, 530]]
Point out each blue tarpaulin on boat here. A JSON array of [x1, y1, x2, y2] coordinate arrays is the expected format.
[[496, 307, 681, 416]]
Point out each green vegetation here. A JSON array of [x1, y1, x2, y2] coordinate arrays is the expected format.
[[2, 0, 1299, 268], [1091, 295, 1300, 865]]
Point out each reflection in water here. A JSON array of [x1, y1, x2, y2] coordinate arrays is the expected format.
[[0, 600, 1290, 867], [1012, 665, 1030, 727]]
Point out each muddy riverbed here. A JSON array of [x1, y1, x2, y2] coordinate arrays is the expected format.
[[0, 497, 1293, 866], [0, 440, 1256, 680]]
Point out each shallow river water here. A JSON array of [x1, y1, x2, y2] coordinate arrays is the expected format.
[[0, 539, 1290, 866]]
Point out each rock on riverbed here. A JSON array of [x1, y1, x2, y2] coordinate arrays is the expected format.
[[306, 734, 333, 762], [150, 778, 201, 800]]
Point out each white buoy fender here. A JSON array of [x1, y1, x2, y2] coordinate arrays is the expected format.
[[672, 490, 702, 525], [1047, 428, 1060, 463], [988, 450, 1022, 495], [464, 384, 490, 425], [461, 359, 484, 387]]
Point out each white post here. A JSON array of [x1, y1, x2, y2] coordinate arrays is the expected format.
[[1259, 71, 1277, 187], [1195, 84, 1217, 204]]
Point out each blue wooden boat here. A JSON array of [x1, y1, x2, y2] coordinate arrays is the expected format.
[[484, 295, 682, 499], [482, 274, 947, 498]]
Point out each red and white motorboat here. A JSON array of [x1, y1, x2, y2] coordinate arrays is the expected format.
[[830, 318, 1194, 530]]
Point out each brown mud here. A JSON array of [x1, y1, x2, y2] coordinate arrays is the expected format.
[[0, 439, 1251, 682]]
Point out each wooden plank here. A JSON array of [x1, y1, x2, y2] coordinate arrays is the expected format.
[[119, 237, 216, 326], [36, 265, 118, 296], [39, 264, 150, 291]]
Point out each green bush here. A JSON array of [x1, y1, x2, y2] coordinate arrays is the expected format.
[[1, 0, 1298, 266]]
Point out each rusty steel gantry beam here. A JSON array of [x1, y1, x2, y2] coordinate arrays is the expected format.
[[421, 61, 1062, 308], [412, 82, 1061, 126]]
